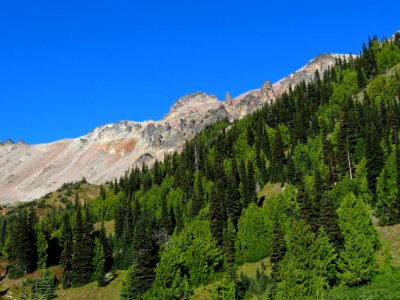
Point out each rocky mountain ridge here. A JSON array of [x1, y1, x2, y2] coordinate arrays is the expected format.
[[0, 53, 347, 202]]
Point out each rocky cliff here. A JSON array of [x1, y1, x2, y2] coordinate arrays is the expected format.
[[0, 53, 346, 202]]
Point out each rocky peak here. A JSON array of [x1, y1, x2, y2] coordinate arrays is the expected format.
[[169, 92, 219, 114], [225, 92, 232, 105], [0, 139, 14, 146], [261, 80, 275, 101], [272, 53, 345, 95], [0, 51, 349, 203]]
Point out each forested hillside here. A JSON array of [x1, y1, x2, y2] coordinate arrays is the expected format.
[[1, 33, 400, 299]]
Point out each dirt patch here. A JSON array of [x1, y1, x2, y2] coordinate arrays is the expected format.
[[94, 138, 137, 157]]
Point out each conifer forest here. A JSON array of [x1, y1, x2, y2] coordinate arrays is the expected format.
[[1, 34, 400, 299]]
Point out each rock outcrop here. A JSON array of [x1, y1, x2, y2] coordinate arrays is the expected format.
[[261, 80, 275, 101], [0, 53, 346, 203]]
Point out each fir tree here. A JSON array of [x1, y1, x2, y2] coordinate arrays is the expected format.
[[243, 161, 257, 206], [209, 183, 226, 246], [71, 203, 94, 287], [93, 237, 107, 287], [160, 195, 173, 235], [99, 184, 106, 200], [60, 213, 73, 288], [121, 216, 158, 299], [8, 209, 37, 278], [276, 221, 337, 299], [319, 194, 343, 252], [191, 171, 204, 218], [225, 161, 242, 227], [337, 192, 378, 286]]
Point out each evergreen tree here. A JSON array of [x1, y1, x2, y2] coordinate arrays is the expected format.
[[209, 183, 226, 246], [36, 226, 48, 270], [337, 192, 378, 286], [270, 220, 286, 283], [93, 237, 107, 287], [98, 222, 113, 272], [60, 213, 73, 288], [191, 171, 204, 217], [71, 203, 94, 287], [319, 194, 343, 251], [33, 269, 57, 300], [376, 145, 399, 224], [160, 195, 173, 235], [225, 161, 242, 227], [270, 129, 286, 182], [8, 209, 37, 278], [276, 221, 337, 299], [121, 216, 157, 299], [99, 184, 106, 200], [243, 161, 257, 206]]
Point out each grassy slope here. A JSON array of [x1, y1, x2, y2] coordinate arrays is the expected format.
[[2, 180, 400, 299], [55, 271, 125, 300], [0, 180, 102, 218], [331, 268, 400, 300], [331, 222, 400, 299], [192, 258, 269, 300], [376, 223, 400, 267]]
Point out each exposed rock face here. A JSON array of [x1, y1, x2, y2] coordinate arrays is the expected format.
[[225, 92, 232, 105], [0, 53, 346, 203], [261, 80, 275, 100], [273, 54, 352, 95]]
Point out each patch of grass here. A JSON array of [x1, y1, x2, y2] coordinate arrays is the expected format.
[[94, 220, 115, 235], [236, 257, 270, 278], [1, 266, 60, 299], [331, 268, 400, 300], [0, 267, 123, 300], [376, 223, 400, 267], [55, 271, 125, 300], [387, 62, 400, 76], [192, 283, 215, 300], [257, 183, 282, 200], [192, 258, 271, 299]]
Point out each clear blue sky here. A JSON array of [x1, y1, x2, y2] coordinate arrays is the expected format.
[[1, 0, 399, 144]]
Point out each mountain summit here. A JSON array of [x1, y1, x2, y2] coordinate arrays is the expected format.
[[0, 53, 345, 202]]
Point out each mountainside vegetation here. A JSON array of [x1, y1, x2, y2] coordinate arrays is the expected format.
[[1, 33, 400, 299]]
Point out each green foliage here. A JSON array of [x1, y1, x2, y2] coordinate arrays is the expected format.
[[120, 263, 137, 300], [93, 237, 107, 287], [330, 69, 358, 104], [367, 73, 400, 104], [375, 41, 400, 73], [126, 215, 158, 298], [276, 221, 337, 299], [32, 269, 57, 300], [331, 267, 400, 300], [8, 209, 37, 279], [337, 193, 379, 286], [71, 203, 94, 287], [148, 219, 223, 299], [6, 33, 400, 299], [210, 278, 236, 300], [233, 130, 256, 165], [235, 203, 271, 264], [376, 145, 399, 224], [60, 212, 73, 288], [36, 227, 48, 270], [292, 135, 328, 178]]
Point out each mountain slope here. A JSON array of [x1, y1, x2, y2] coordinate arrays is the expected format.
[[0, 53, 344, 203]]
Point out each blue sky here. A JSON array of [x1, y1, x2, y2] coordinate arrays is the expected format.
[[0, 0, 399, 144]]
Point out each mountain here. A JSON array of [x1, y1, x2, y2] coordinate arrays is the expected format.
[[0, 53, 346, 203]]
